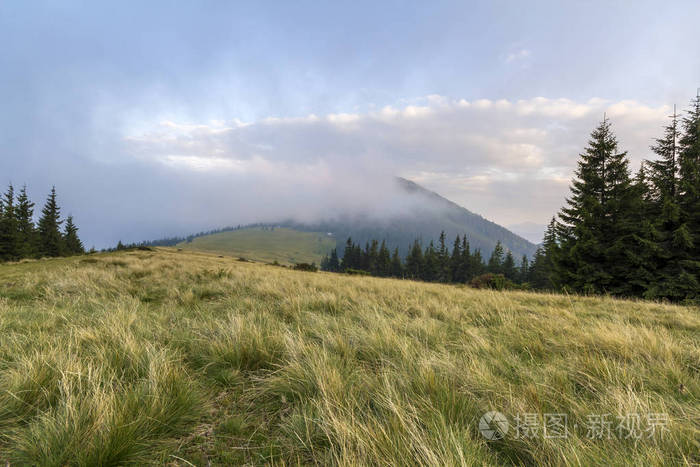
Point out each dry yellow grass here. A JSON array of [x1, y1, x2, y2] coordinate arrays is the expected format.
[[0, 248, 698, 465]]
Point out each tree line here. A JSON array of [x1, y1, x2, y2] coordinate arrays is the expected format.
[[323, 92, 700, 303], [0, 185, 84, 261], [322, 233, 532, 287]]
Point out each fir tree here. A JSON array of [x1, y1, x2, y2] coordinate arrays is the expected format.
[[460, 235, 473, 281], [449, 235, 462, 282], [63, 215, 84, 255], [377, 240, 391, 277], [519, 255, 529, 284], [619, 165, 658, 297], [37, 187, 64, 257], [15, 185, 36, 258], [502, 250, 517, 281], [0, 184, 19, 261], [557, 118, 638, 294], [390, 247, 403, 278], [673, 93, 700, 300], [328, 248, 340, 272], [436, 231, 450, 282], [422, 241, 438, 282], [487, 241, 504, 274], [405, 240, 424, 279], [471, 249, 485, 277], [341, 238, 356, 270]]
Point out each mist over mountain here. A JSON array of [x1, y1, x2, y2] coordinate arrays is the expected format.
[[280, 177, 537, 259]]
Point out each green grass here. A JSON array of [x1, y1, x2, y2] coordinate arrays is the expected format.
[[0, 249, 698, 465], [176, 227, 336, 265]]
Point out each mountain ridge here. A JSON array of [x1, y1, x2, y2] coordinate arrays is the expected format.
[[280, 177, 537, 259]]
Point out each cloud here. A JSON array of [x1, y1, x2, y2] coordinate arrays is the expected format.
[[121, 96, 669, 233], [505, 48, 531, 63]]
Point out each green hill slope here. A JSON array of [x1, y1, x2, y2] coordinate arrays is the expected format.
[[176, 227, 335, 265], [0, 249, 698, 465]]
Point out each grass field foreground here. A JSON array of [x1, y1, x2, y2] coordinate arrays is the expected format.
[[0, 248, 698, 465]]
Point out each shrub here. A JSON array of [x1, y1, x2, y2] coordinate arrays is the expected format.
[[293, 262, 318, 272], [468, 273, 515, 290], [344, 268, 371, 276]]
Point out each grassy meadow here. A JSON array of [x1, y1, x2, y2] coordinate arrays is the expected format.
[[176, 227, 336, 265], [0, 248, 698, 466]]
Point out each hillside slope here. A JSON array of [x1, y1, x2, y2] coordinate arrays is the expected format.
[[176, 227, 334, 265], [284, 177, 538, 259], [0, 249, 697, 465]]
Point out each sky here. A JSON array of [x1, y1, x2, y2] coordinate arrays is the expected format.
[[1, 0, 699, 248]]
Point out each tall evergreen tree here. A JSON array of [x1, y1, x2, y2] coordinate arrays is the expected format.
[[390, 247, 403, 278], [377, 240, 391, 277], [460, 235, 473, 281], [328, 248, 340, 272], [63, 215, 84, 255], [673, 93, 700, 300], [502, 250, 517, 281], [449, 235, 462, 282], [487, 241, 504, 274], [422, 241, 438, 282], [405, 240, 424, 279], [37, 186, 64, 257], [519, 255, 529, 284], [557, 118, 638, 294], [436, 231, 450, 282], [0, 184, 19, 261], [620, 165, 659, 296], [471, 249, 485, 277], [15, 185, 36, 258]]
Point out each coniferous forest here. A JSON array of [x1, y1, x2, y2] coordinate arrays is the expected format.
[[0, 185, 84, 261], [323, 94, 700, 304]]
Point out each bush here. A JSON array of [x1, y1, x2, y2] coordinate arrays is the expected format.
[[344, 268, 371, 276], [469, 273, 515, 290], [293, 262, 318, 272]]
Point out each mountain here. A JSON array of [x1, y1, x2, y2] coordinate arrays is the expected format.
[[281, 177, 537, 259]]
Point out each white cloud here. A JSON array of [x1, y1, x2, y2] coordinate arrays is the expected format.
[[505, 48, 531, 63], [124, 96, 671, 226]]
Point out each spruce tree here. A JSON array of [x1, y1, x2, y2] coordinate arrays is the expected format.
[[390, 247, 403, 278], [422, 241, 438, 281], [0, 184, 19, 261], [377, 240, 391, 277], [37, 187, 64, 257], [341, 238, 355, 270], [405, 240, 424, 279], [63, 215, 84, 255], [450, 235, 462, 282], [328, 248, 340, 272], [471, 249, 485, 277], [15, 185, 37, 258], [460, 236, 473, 281], [519, 255, 529, 284], [620, 165, 658, 297], [673, 93, 700, 300], [487, 241, 504, 274], [502, 250, 517, 281], [558, 118, 638, 294], [436, 231, 450, 282]]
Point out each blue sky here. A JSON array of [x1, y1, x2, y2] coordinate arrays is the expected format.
[[1, 1, 699, 247]]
